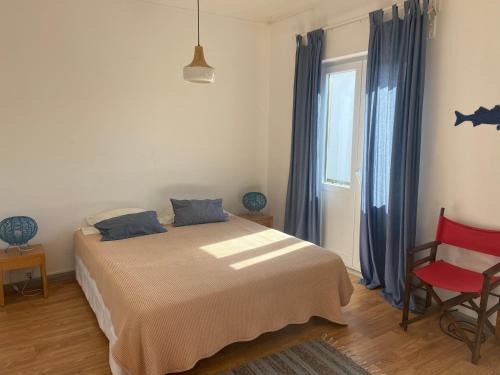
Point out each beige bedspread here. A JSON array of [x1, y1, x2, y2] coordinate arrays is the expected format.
[[74, 216, 353, 375]]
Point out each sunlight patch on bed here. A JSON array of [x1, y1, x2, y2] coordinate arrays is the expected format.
[[200, 230, 288, 258], [230, 242, 310, 270]]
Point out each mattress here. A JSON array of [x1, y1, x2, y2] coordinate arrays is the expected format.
[[75, 255, 128, 375], [74, 216, 353, 375]]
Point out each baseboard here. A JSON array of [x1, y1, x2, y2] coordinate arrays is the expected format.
[[347, 267, 362, 278], [47, 270, 76, 283]]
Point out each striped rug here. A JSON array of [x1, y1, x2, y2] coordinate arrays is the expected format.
[[220, 339, 372, 375]]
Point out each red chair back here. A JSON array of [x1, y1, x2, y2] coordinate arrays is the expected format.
[[436, 209, 500, 257]]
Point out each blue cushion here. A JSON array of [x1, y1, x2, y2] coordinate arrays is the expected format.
[[94, 211, 166, 241], [171, 199, 227, 227]]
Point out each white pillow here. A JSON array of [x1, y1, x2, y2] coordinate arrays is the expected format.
[[157, 205, 174, 225], [86, 208, 147, 226], [80, 226, 101, 235]]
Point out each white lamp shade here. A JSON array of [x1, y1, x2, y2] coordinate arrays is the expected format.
[[183, 65, 215, 83]]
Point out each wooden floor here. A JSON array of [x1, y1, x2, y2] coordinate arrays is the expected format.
[[1, 276, 499, 375]]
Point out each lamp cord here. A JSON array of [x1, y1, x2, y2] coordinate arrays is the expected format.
[[8, 269, 42, 297], [197, 0, 200, 46]]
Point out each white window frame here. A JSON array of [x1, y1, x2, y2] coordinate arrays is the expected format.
[[319, 54, 367, 192]]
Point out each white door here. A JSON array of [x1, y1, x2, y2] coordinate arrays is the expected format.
[[319, 56, 366, 272]]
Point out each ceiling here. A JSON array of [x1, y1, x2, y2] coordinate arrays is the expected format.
[[146, 0, 322, 23]]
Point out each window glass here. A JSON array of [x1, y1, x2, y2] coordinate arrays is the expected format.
[[324, 69, 357, 187]]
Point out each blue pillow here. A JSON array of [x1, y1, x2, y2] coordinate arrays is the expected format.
[[94, 211, 166, 241], [171, 199, 227, 227]]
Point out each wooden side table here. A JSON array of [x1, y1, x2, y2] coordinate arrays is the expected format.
[[239, 214, 274, 228], [0, 244, 48, 306]]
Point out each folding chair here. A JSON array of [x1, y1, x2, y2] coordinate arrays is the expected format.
[[400, 208, 500, 364]]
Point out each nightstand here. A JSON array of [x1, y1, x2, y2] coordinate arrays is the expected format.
[[239, 214, 274, 228], [0, 244, 48, 306]]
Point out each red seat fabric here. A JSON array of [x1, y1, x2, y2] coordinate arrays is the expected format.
[[414, 260, 500, 294]]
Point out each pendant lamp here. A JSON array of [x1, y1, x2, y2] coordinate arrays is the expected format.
[[183, 0, 215, 83]]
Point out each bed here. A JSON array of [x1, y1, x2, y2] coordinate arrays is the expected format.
[[74, 215, 353, 375]]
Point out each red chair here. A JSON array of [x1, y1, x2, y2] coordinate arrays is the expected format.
[[401, 208, 500, 364]]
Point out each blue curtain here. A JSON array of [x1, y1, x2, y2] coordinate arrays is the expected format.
[[360, 0, 428, 308], [284, 29, 324, 245]]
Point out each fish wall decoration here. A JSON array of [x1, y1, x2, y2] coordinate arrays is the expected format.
[[455, 106, 500, 131]]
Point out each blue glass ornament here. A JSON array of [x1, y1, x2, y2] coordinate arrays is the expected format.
[[0, 216, 38, 247], [242, 192, 267, 213]]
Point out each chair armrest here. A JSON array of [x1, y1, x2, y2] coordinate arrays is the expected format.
[[483, 262, 500, 277], [407, 241, 440, 271], [408, 241, 440, 255]]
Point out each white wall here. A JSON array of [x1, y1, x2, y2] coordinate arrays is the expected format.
[[267, 0, 499, 320], [0, 0, 270, 276]]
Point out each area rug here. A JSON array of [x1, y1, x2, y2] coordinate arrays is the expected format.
[[220, 339, 374, 375]]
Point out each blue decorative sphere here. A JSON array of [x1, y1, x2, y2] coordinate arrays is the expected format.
[[0, 216, 38, 246], [242, 192, 267, 213]]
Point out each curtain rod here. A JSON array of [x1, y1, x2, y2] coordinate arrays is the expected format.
[[296, 1, 403, 36], [296, 0, 433, 36]]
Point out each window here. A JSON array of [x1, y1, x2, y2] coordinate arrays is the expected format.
[[321, 58, 365, 188]]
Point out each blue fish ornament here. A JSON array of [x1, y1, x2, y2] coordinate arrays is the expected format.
[[455, 105, 500, 130]]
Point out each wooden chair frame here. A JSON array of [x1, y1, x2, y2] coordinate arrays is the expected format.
[[400, 209, 500, 364]]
